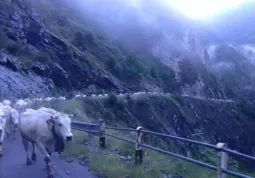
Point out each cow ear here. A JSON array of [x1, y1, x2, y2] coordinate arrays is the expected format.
[[47, 116, 55, 127]]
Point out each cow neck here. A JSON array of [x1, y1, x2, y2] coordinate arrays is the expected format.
[[51, 125, 65, 154], [51, 126, 59, 140]]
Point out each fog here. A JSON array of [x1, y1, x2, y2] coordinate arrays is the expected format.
[[62, 0, 193, 58]]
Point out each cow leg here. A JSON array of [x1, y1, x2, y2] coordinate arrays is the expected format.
[[12, 127, 16, 140], [0, 142, 2, 157], [36, 142, 54, 178], [0, 129, 5, 157], [45, 156, 54, 178], [5, 130, 9, 139], [31, 143, 36, 161], [22, 138, 32, 165], [11, 126, 15, 140]]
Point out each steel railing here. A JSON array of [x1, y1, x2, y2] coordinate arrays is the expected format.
[[71, 121, 255, 178]]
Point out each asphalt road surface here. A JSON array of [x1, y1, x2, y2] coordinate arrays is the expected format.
[[0, 134, 96, 178]]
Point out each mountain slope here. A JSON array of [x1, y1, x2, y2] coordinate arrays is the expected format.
[[203, 1, 255, 44], [1, 0, 255, 173], [29, 0, 229, 99]]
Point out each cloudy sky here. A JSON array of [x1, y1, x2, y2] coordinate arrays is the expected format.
[[168, 0, 247, 19]]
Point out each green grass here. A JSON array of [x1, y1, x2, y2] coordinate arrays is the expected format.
[[30, 97, 255, 178], [60, 129, 217, 178], [61, 130, 89, 157]]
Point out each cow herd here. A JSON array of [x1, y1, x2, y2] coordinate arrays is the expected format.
[[0, 100, 75, 178]]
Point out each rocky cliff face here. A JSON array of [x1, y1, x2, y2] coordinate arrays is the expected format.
[[1, 0, 255, 101], [0, 0, 126, 99], [53, 0, 227, 99], [0, 51, 52, 99], [1, 0, 255, 171]]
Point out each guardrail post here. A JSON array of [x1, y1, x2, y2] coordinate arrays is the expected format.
[[99, 119, 106, 148], [216, 143, 228, 178], [88, 132, 94, 146], [135, 126, 143, 165]]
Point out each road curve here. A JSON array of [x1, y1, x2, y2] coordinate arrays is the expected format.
[[0, 134, 96, 178]]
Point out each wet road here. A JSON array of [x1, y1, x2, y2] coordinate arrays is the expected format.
[[0, 135, 96, 178]]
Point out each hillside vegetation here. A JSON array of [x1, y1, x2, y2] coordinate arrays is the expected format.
[[22, 0, 180, 93], [31, 93, 255, 174], [1, 0, 255, 177]]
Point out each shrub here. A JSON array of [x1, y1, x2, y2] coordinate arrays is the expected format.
[[126, 94, 134, 105], [179, 59, 198, 85], [6, 43, 23, 55], [116, 98, 126, 110], [107, 92, 118, 106], [33, 52, 52, 63], [171, 93, 185, 106]]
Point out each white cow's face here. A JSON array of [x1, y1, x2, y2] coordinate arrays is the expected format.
[[54, 114, 73, 141], [11, 109, 19, 127]]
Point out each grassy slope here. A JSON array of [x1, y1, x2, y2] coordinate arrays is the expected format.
[[61, 130, 216, 178], [31, 94, 255, 177], [20, 0, 179, 93]]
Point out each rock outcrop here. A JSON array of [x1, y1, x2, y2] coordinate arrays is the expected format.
[[0, 0, 126, 98]]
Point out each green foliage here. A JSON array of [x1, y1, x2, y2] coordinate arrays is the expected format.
[[236, 99, 255, 118], [32, 52, 52, 63], [150, 67, 159, 78], [215, 45, 246, 63], [135, 97, 150, 108], [126, 94, 134, 105], [171, 93, 185, 106], [22, 0, 180, 92], [65, 45, 74, 60], [30, 95, 255, 177], [123, 54, 147, 77], [0, 27, 8, 49], [61, 130, 89, 157], [106, 131, 136, 156], [179, 59, 198, 85], [106, 92, 118, 106], [6, 43, 24, 56], [62, 130, 216, 178], [6, 43, 49, 61]]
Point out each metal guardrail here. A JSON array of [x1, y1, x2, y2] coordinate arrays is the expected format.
[[106, 126, 137, 132], [106, 133, 217, 170], [72, 120, 100, 136], [141, 130, 219, 150], [222, 148, 255, 162], [106, 126, 255, 163], [71, 121, 255, 178]]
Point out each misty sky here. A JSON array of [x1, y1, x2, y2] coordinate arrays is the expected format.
[[168, 0, 247, 19]]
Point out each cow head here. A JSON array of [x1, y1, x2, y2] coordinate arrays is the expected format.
[[47, 113, 74, 142], [11, 109, 19, 128]]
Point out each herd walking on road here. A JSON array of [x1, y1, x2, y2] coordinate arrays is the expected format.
[[0, 100, 75, 178]]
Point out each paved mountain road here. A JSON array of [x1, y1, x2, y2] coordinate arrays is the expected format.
[[0, 135, 96, 178]]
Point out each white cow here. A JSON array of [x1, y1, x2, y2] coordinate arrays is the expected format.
[[2, 100, 11, 106], [0, 109, 6, 157], [0, 106, 19, 139], [45, 97, 53, 102], [19, 108, 74, 178], [58, 96, 66, 101], [8, 108, 19, 139], [16, 99, 29, 111], [75, 94, 81, 98]]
